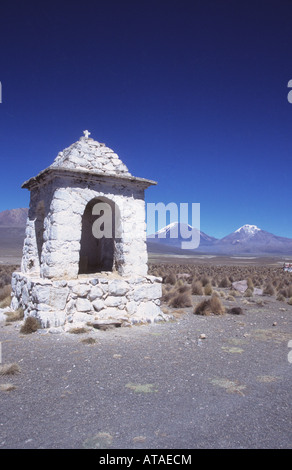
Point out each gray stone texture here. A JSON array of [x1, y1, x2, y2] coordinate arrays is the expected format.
[[11, 132, 162, 327]]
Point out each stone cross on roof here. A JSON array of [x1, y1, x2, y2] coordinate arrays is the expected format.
[[83, 130, 91, 139]]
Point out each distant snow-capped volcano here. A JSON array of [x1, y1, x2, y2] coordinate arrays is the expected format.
[[147, 221, 292, 255], [235, 224, 261, 235], [155, 222, 186, 235], [147, 222, 217, 248], [212, 224, 292, 254]]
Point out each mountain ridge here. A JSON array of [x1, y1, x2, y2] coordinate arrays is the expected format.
[[147, 222, 292, 255], [0, 209, 291, 256], [0, 208, 28, 227]]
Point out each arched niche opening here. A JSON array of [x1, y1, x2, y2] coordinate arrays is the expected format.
[[78, 197, 121, 274]]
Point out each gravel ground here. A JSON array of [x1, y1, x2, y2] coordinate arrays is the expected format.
[[0, 294, 291, 449]]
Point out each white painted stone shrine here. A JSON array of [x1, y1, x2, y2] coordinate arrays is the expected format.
[[11, 131, 163, 328]]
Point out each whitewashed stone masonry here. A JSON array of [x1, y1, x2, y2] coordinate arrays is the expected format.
[[11, 131, 163, 328]]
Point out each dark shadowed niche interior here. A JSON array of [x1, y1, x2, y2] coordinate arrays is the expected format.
[[35, 200, 45, 267], [79, 197, 120, 274]]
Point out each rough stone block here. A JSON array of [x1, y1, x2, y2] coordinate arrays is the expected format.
[[108, 279, 129, 296], [76, 298, 92, 312], [105, 296, 126, 307], [31, 285, 69, 310], [88, 285, 104, 300], [92, 299, 104, 312]]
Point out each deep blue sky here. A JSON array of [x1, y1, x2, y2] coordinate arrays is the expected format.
[[0, 0, 292, 238]]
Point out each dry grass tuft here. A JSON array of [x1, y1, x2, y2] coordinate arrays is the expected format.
[[227, 295, 235, 301], [69, 327, 89, 334], [191, 280, 203, 295], [5, 308, 24, 323], [163, 272, 177, 285], [204, 283, 213, 296], [263, 283, 275, 296], [276, 294, 285, 302], [0, 363, 21, 376], [194, 295, 225, 316], [209, 294, 225, 315], [81, 337, 97, 344], [0, 383, 16, 392], [0, 285, 11, 302], [244, 288, 253, 298], [0, 296, 12, 308], [161, 286, 176, 303], [219, 276, 231, 288], [194, 299, 211, 316], [247, 277, 254, 290], [168, 292, 192, 308], [200, 275, 210, 287], [20, 316, 40, 334], [149, 262, 292, 316], [176, 284, 191, 295], [0, 284, 12, 308]]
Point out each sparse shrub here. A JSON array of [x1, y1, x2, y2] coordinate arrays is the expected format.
[[20, 316, 40, 334], [276, 294, 285, 302], [263, 283, 275, 296], [244, 288, 253, 298], [287, 285, 292, 298], [219, 276, 230, 288], [5, 308, 24, 323], [247, 278, 254, 290], [212, 290, 220, 297], [209, 295, 225, 315], [149, 262, 292, 306], [69, 327, 89, 334], [278, 288, 288, 297], [0, 363, 21, 376], [163, 272, 177, 285], [81, 337, 96, 344], [175, 279, 185, 288], [168, 292, 192, 308], [191, 280, 203, 295], [229, 289, 239, 297], [176, 284, 191, 295], [212, 277, 218, 287], [227, 295, 235, 301], [0, 383, 16, 392], [193, 295, 225, 316], [0, 296, 11, 309], [200, 275, 210, 287], [0, 285, 12, 308], [204, 283, 213, 296], [161, 286, 176, 303], [151, 270, 160, 277], [0, 265, 18, 289], [0, 285, 11, 302], [194, 299, 211, 316]]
